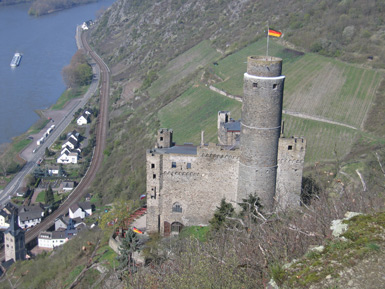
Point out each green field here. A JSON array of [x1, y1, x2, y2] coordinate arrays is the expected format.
[[212, 40, 381, 129], [158, 39, 382, 164], [282, 115, 359, 163], [159, 85, 241, 145]]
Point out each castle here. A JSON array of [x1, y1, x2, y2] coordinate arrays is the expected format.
[[146, 56, 306, 236]]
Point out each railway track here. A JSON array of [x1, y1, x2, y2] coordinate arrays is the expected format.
[[0, 29, 110, 261]]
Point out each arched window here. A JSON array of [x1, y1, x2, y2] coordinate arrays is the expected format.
[[172, 202, 182, 213], [171, 222, 184, 233]]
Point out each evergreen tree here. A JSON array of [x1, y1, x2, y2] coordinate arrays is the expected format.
[[239, 194, 263, 220], [117, 229, 140, 272], [45, 185, 54, 205], [209, 198, 234, 231]]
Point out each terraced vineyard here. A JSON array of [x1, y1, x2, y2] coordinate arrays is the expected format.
[[158, 39, 383, 164]]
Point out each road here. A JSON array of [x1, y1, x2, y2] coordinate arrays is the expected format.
[[0, 27, 101, 206], [0, 26, 110, 261]]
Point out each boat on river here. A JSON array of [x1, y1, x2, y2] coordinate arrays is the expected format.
[[10, 53, 22, 67]]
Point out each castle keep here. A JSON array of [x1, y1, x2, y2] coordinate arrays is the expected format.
[[146, 56, 306, 236]]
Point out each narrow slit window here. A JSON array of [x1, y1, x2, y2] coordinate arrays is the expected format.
[[153, 174, 156, 179], [151, 163, 155, 169]]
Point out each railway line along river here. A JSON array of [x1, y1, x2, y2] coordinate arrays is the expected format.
[[0, 0, 115, 146]]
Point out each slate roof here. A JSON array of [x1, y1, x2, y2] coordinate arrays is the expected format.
[[78, 202, 92, 211], [69, 203, 80, 213], [154, 144, 198, 155], [224, 120, 241, 132], [19, 204, 44, 222]]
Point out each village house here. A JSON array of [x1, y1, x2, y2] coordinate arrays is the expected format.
[[47, 166, 60, 176], [55, 215, 85, 231], [18, 203, 45, 229], [60, 181, 75, 193], [69, 202, 92, 219], [38, 231, 67, 249], [0, 211, 10, 228], [61, 137, 78, 150], [15, 187, 30, 198], [39, 218, 84, 249], [76, 112, 90, 126], [57, 151, 78, 164]]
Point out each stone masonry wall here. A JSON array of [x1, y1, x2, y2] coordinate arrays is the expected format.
[[276, 137, 306, 210], [146, 144, 239, 235]]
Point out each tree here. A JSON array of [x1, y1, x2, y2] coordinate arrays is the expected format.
[[45, 185, 54, 205], [117, 229, 140, 272], [62, 50, 93, 89], [209, 198, 234, 231], [45, 147, 54, 157], [239, 193, 263, 221]]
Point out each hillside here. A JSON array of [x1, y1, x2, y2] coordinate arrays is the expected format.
[[2, 0, 385, 287], [86, 0, 385, 203]]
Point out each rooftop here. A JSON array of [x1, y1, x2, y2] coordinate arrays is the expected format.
[[152, 144, 198, 155]]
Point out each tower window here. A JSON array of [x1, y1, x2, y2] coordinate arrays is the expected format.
[[273, 84, 277, 89], [153, 174, 156, 179], [187, 163, 191, 169], [288, 145, 293, 150], [172, 203, 182, 213], [172, 162, 176, 168], [160, 137, 163, 141], [151, 163, 155, 169], [253, 82, 258, 88]]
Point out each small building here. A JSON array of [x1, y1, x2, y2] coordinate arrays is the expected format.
[[69, 202, 92, 219], [18, 203, 45, 229], [3, 202, 18, 215], [61, 137, 78, 150], [57, 151, 78, 164], [47, 166, 60, 176], [39, 218, 81, 249], [60, 181, 75, 193], [76, 113, 90, 126], [55, 215, 84, 231], [38, 231, 67, 249], [16, 187, 30, 197], [0, 211, 10, 228]]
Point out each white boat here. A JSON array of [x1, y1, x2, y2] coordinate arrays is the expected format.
[[10, 53, 22, 67]]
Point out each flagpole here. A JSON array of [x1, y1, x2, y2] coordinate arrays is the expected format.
[[266, 22, 269, 58]]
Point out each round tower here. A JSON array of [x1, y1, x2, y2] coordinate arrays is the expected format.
[[237, 56, 285, 211]]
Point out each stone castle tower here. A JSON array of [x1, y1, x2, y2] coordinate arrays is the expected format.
[[238, 56, 285, 211], [145, 55, 306, 236], [4, 211, 26, 262]]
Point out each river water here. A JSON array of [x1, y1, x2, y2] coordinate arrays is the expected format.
[[0, 0, 115, 145]]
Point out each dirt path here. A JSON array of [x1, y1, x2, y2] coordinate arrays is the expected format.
[[209, 86, 359, 131], [282, 110, 358, 130]]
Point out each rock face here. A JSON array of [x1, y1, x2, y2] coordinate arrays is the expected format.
[[273, 211, 385, 289]]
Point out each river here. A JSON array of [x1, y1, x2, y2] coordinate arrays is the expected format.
[[0, 0, 115, 146]]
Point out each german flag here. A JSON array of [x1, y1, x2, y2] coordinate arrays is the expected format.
[[268, 29, 282, 38], [133, 227, 143, 234]]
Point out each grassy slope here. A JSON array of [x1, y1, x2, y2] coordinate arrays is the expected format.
[[158, 38, 382, 163]]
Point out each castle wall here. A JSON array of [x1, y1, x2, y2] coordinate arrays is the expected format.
[[237, 56, 285, 211], [146, 144, 239, 235], [276, 137, 306, 210]]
